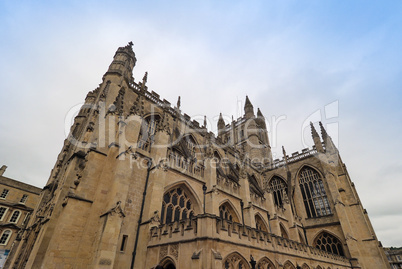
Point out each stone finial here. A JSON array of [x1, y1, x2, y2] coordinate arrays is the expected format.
[[310, 122, 320, 138], [244, 95, 255, 118], [177, 96, 181, 109], [0, 165, 7, 176], [319, 121, 328, 140], [203, 115, 207, 127], [142, 71, 148, 85], [257, 108, 263, 117]]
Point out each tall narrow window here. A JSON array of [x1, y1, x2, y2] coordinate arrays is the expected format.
[[0, 189, 9, 199], [20, 194, 28, 204], [0, 207, 8, 221], [161, 187, 194, 224], [0, 230, 11, 245], [299, 167, 332, 218], [9, 210, 21, 223], [120, 235, 128, 252], [138, 116, 159, 152], [269, 176, 288, 207], [314, 232, 345, 256]]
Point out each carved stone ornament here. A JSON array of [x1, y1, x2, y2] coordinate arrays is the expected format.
[[150, 210, 161, 228], [170, 243, 179, 260], [101, 201, 126, 218], [160, 245, 168, 260]]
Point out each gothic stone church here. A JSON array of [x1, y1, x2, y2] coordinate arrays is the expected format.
[[6, 43, 389, 269]]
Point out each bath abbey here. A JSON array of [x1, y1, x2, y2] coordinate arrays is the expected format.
[[5, 43, 389, 268]]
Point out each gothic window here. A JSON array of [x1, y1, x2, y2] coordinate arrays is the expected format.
[[20, 194, 28, 204], [269, 176, 287, 207], [283, 261, 296, 269], [0, 189, 9, 199], [223, 253, 250, 269], [255, 214, 267, 232], [219, 205, 233, 222], [161, 187, 194, 224], [256, 257, 275, 269], [138, 115, 159, 152], [9, 210, 21, 223], [0, 207, 8, 221], [0, 230, 11, 245], [314, 232, 345, 256], [298, 167, 332, 218]]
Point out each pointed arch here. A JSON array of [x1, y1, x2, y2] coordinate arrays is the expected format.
[[297, 165, 332, 218], [267, 175, 288, 207], [283, 260, 296, 269], [137, 113, 162, 152], [313, 230, 345, 256], [257, 256, 276, 269], [222, 252, 250, 269], [316, 266, 323, 269], [254, 213, 268, 232], [160, 256, 176, 269], [298, 230, 306, 244], [279, 223, 289, 239], [161, 182, 202, 224], [219, 200, 240, 223], [301, 263, 310, 269]]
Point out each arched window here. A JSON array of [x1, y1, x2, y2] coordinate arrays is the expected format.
[[138, 115, 159, 152], [255, 214, 267, 232], [223, 252, 250, 269], [268, 176, 287, 207], [256, 257, 275, 269], [219, 202, 239, 223], [0, 207, 8, 221], [314, 232, 345, 256], [0, 230, 11, 245], [9, 210, 21, 223], [161, 187, 194, 224], [283, 261, 296, 269], [298, 167, 332, 218]]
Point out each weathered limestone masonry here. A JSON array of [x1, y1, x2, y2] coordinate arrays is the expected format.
[[7, 43, 389, 269]]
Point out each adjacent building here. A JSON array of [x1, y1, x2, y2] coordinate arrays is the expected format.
[[384, 248, 402, 269], [0, 165, 41, 268], [7, 43, 390, 268]]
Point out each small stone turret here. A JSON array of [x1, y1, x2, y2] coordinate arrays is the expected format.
[[104, 42, 137, 84], [0, 165, 7, 176], [319, 122, 337, 153], [310, 122, 324, 153], [244, 96, 255, 118], [217, 113, 225, 136]]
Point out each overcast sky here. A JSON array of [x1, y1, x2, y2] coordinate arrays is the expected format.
[[0, 0, 401, 247]]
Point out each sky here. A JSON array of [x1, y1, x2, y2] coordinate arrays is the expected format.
[[0, 0, 401, 247]]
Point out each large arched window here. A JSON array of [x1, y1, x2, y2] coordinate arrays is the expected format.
[[268, 176, 288, 207], [0, 230, 11, 245], [161, 187, 194, 224], [314, 232, 345, 256], [138, 115, 160, 152], [283, 261, 296, 269], [298, 167, 332, 218]]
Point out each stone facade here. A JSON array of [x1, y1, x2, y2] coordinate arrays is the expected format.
[[0, 166, 41, 268], [384, 248, 402, 269], [7, 43, 390, 269]]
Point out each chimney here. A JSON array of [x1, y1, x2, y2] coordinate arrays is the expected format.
[[0, 165, 7, 176]]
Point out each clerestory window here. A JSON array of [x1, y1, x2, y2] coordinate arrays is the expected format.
[[269, 176, 288, 207], [299, 167, 332, 218]]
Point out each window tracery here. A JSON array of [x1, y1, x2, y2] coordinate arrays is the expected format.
[[268, 176, 288, 207], [223, 253, 250, 269], [138, 115, 159, 152], [314, 232, 345, 256], [299, 167, 332, 218], [160, 187, 194, 224]]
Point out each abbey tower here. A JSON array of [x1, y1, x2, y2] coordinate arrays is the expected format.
[[6, 43, 389, 269]]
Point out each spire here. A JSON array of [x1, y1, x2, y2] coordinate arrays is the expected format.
[[217, 113, 225, 136], [311, 122, 324, 153], [244, 95, 255, 118], [310, 122, 319, 138], [257, 108, 263, 117], [319, 122, 337, 153]]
